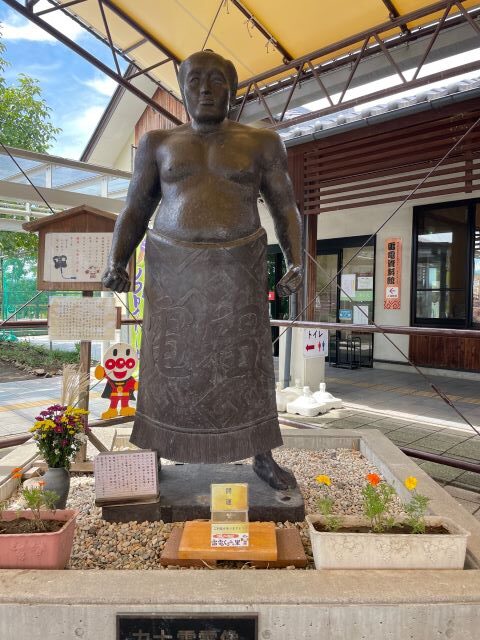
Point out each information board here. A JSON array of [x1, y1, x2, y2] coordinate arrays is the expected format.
[[43, 232, 112, 283], [94, 450, 158, 505], [48, 296, 116, 341]]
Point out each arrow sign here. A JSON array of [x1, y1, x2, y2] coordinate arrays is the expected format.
[[304, 329, 328, 358]]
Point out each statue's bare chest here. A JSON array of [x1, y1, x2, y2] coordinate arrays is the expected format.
[[159, 134, 259, 186]]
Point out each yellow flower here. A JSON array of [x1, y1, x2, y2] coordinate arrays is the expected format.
[[404, 476, 417, 491], [315, 474, 331, 486]]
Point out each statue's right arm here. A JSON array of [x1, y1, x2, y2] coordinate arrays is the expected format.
[[102, 131, 162, 292]]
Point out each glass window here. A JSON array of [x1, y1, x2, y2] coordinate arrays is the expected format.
[[414, 206, 468, 323]]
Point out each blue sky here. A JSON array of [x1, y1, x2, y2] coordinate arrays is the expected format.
[[0, 0, 124, 160]]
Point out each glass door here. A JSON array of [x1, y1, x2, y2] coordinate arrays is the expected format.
[[339, 246, 374, 366], [315, 238, 375, 367]]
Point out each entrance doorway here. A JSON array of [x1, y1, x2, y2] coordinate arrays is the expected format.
[[315, 236, 375, 367]]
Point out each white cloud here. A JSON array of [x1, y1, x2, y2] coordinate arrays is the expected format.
[[84, 76, 118, 97], [1, 2, 84, 43], [51, 105, 106, 160]]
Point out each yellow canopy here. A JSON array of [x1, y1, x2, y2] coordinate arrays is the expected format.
[[59, 0, 480, 99]]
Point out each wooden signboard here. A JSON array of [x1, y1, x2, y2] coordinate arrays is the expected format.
[[22, 204, 135, 291], [48, 297, 116, 341]]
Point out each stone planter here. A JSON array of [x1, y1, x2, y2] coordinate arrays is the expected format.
[[0, 509, 78, 569], [306, 514, 469, 570]]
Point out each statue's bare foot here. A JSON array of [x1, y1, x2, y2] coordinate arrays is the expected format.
[[253, 451, 297, 490]]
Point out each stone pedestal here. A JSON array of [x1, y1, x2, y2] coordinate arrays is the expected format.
[[102, 463, 305, 523]]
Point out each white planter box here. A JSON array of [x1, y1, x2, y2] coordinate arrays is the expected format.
[[306, 514, 469, 570]]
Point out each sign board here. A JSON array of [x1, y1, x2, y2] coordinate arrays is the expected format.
[[357, 276, 373, 290], [117, 614, 258, 640], [48, 296, 116, 341], [340, 273, 356, 299], [353, 305, 369, 325], [384, 238, 402, 310], [44, 232, 112, 283], [268, 290, 275, 301], [94, 450, 158, 505], [211, 483, 249, 548], [303, 328, 328, 358]]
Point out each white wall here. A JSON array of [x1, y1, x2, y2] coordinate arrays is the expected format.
[[113, 135, 135, 172]]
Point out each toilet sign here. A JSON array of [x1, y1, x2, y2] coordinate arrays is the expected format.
[[303, 329, 328, 358]]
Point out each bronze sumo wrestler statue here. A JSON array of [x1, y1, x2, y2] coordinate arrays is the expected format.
[[102, 50, 303, 490]]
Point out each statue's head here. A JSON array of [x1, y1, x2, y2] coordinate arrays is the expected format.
[[178, 50, 238, 124]]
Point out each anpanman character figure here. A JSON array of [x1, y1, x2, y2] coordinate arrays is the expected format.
[[95, 343, 138, 420]]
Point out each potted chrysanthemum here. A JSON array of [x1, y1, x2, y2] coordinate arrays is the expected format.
[[29, 365, 90, 508], [30, 404, 89, 507]]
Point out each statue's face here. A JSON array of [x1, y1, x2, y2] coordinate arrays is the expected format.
[[182, 58, 230, 125]]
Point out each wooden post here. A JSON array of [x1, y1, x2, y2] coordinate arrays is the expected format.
[[74, 290, 93, 465]]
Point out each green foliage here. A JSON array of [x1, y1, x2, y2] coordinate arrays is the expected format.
[[0, 339, 80, 370], [362, 481, 396, 533], [21, 485, 59, 531], [404, 492, 430, 534], [0, 233, 38, 259], [0, 40, 60, 152], [0, 36, 60, 259], [317, 495, 341, 532]]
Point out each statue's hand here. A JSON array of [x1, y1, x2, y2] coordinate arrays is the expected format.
[[102, 264, 131, 293], [276, 265, 303, 298]]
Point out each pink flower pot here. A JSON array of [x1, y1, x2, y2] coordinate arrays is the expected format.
[[0, 509, 78, 569]]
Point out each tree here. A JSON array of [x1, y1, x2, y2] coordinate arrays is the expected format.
[[0, 39, 60, 152], [0, 36, 61, 259]]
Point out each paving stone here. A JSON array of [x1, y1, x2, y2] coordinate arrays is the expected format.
[[454, 470, 480, 490], [411, 433, 469, 453], [443, 440, 480, 459], [416, 461, 464, 484]]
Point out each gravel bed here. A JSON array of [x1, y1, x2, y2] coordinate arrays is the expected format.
[[10, 447, 406, 571]]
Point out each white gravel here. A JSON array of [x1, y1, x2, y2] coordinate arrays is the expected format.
[[9, 447, 406, 570]]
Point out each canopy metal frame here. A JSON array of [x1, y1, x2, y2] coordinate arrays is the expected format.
[[4, 0, 480, 130]]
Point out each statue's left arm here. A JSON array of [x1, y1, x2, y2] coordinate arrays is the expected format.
[[259, 131, 303, 297]]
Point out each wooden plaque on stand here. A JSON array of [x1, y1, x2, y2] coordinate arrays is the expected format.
[[22, 204, 135, 291]]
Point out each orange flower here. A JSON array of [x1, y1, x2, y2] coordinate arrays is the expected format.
[[366, 473, 381, 487], [37, 480, 46, 486], [12, 467, 23, 473], [12, 472, 22, 479]]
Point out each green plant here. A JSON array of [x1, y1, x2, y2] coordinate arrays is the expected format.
[[403, 476, 430, 534], [362, 473, 396, 532], [1, 472, 60, 533], [21, 483, 59, 532], [315, 474, 341, 531], [30, 404, 89, 468]]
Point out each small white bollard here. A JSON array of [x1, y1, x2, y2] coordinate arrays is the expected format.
[[286, 386, 329, 417], [313, 382, 343, 410]]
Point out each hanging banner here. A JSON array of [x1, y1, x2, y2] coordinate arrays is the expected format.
[[128, 237, 146, 358], [384, 238, 402, 310]]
